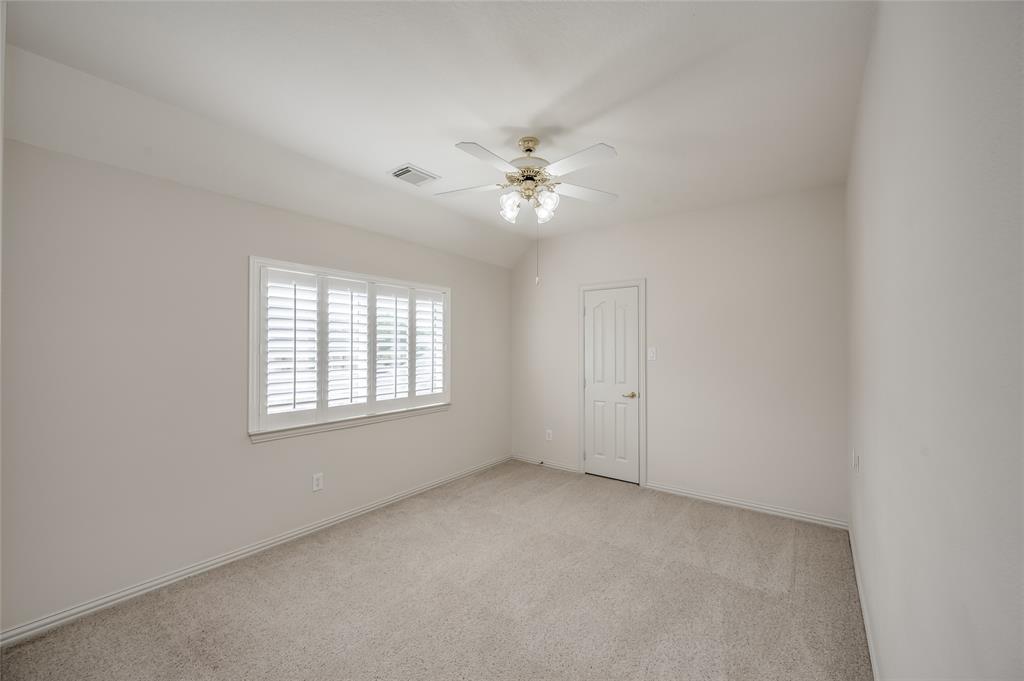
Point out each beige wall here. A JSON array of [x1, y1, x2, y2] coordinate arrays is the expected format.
[[511, 186, 850, 525], [0, 3, 6, 637], [847, 3, 1023, 679], [1, 141, 512, 631]]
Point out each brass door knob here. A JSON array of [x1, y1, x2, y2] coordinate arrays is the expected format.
[[622, 391, 638, 399]]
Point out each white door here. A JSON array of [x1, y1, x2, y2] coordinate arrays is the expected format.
[[583, 286, 640, 483]]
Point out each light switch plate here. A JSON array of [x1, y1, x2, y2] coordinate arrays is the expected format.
[[312, 472, 324, 492], [647, 347, 657, 361]]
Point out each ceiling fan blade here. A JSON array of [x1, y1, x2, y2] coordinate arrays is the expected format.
[[556, 183, 618, 203], [454, 142, 518, 173], [434, 184, 502, 197], [544, 143, 617, 177]]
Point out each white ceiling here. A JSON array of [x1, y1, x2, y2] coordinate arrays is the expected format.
[[6, 2, 875, 267]]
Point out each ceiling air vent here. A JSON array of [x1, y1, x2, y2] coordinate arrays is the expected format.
[[389, 164, 440, 187]]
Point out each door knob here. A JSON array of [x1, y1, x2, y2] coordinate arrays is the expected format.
[[622, 391, 638, 399]]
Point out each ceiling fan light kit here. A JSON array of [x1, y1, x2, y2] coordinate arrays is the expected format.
[[437, 135, 618, 226]]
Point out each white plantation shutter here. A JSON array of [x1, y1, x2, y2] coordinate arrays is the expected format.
[[374, 285, 410, 401], [250, 258, 450, 435], [326, 278, 369, 407], [264, 268, 318, 418], [415, 290, 446, 396]]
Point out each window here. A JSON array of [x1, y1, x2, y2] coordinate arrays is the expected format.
[[249, 257, 450, 438]]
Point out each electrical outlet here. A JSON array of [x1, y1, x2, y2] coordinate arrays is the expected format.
[[647, 347, 657, 361], [545, 429, 553, 441], [312, 472, 324, 492]]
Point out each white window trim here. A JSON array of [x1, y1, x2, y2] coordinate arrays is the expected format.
[[248, 256, 451, 442]]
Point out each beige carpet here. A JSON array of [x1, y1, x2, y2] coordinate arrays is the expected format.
[[1, 460, 873, 680]]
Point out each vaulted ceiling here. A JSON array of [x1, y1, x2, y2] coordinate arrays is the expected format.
[[6, 2, 875, 267]]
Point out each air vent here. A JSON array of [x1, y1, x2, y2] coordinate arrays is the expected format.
[[389, 164, 440, 187]]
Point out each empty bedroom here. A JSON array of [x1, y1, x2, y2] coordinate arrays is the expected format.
[[0, 2, 1021, 680]]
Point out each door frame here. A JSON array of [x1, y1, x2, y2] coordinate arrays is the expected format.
[[578, 279, 648, 486]]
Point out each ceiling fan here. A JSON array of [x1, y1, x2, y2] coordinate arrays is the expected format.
[[436, 136, 617, 225]]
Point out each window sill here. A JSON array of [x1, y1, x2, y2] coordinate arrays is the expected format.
[[249, 402, 451, 443]]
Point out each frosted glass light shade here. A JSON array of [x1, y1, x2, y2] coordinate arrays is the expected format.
[[534, 204, 554, 224], [498, 189, 522, 224], [537, 188, 560, 211]]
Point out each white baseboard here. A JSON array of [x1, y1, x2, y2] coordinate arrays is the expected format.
[[644, 480, 849, 529], [510, 454, 581, 474], [0, 455, 512, 647], [848, 524, 880, 681]]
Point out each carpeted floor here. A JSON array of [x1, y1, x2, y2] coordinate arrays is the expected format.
[[1, 460, 873, 680]]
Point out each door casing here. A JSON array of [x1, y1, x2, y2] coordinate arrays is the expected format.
[[578, 279, 648, 486]]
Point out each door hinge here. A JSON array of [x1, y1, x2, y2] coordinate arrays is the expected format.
[[583, 451, 586, 460]]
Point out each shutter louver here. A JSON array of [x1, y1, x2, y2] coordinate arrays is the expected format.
[[327, 278, 368, 406], [265, 268, 318, 414], [374, 285, 410, 401], [415, 290, 445, 396]]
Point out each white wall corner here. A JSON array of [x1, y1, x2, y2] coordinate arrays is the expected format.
[[848, 523, 881, 681]]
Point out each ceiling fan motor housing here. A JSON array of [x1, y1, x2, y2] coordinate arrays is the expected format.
[[506, 165, 553, 199], [507, 137, 554, 199]]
